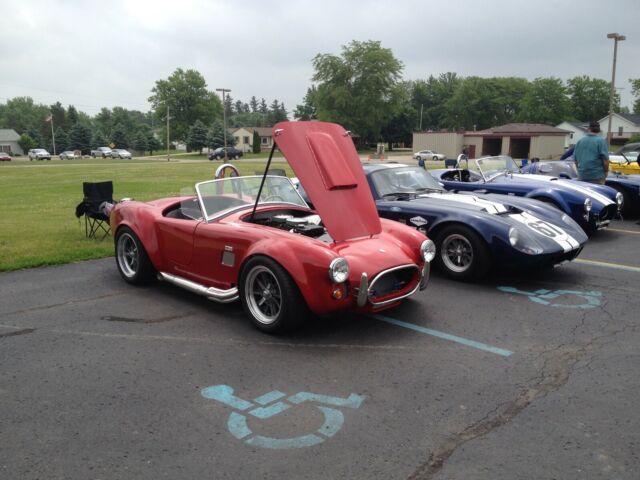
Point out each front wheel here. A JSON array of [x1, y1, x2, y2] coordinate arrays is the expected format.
[[239, 256, 306, 333], [434, 225, 490, 281], [115, 226, 156, 284]]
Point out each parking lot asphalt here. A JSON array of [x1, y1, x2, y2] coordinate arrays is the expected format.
[[1, 219, 639, 479]]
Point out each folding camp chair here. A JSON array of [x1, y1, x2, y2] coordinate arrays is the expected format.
[[75, 181, 114, 239]]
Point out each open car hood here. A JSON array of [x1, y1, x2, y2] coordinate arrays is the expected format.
[[273, 121, 381, 242]]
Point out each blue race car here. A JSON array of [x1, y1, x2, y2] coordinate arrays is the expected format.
[[521, 159, 640, 216], [294, 165, 588, 280], [432, 155, 623, 232]]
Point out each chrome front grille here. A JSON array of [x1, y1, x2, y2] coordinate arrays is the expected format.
[[367, 264, 421, 306]]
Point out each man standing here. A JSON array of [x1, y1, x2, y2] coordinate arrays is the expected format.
[[573, 121, 609, 184]]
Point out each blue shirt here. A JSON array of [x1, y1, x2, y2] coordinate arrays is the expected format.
[[574, 133, 609, 180]]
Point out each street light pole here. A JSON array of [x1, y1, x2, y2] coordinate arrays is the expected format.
[[216, 88, 231, 161], [166, 105, 170, 162], [606, 32, 625, 146]]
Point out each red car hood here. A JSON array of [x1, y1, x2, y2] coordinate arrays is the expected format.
[[273, 121, 381, 242]]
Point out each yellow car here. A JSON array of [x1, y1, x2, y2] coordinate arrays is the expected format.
[[609, 152, 639, 174]]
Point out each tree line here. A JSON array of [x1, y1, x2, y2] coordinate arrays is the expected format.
[[2, 41, 639, 155]]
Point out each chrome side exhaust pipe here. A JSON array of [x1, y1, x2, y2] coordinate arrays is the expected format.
[[158, 272, 239, 304]]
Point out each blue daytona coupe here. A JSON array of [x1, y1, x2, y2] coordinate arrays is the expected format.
[[521, 159, 640, 216], [432, 155, 623, 232], [361, 164, 587, 280]]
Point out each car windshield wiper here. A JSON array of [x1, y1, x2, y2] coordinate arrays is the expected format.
[[414, 187, 444, 193]]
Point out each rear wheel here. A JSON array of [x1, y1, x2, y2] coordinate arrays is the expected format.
[[434, 225, 490, 281], [115, 226, 156, 284], [239, 256, 306, 333]]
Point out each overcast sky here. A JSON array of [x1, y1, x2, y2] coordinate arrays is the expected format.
[[1, 0, 638, 117]]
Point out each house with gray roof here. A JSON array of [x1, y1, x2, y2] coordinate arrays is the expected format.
[[0, 129, 22, 155], [596, 112, 640, 145]]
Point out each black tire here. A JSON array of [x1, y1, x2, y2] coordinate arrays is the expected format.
[[434, 225, 490, 281], [115, 226, 156, 285], [239, 256, 306, 333]]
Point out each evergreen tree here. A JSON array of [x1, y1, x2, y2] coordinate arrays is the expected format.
[[68, 123, 93, 154], [250, 96, 259, 113], [111, 123, 129, 148], [67, 105, 79, 127], [252, 130, 261, 154], [207, 120, 227, 149], [54, 126, 69, 153], [92, 130, 108, 148], [132, 131, 149, 154], [187, 120, 209, 153]]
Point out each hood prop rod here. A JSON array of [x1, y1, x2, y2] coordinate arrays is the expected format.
[[250, 142, 277, 222]]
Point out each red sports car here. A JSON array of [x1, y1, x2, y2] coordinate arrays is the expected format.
[[0, 152, 11, 161], [111, 121, 435, 332]]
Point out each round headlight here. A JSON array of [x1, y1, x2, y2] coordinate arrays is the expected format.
[[420, 239, 436, 262], [583, 198, 592, 212], [329, 257, 349, 283], [508, 227, 519, 246], [615, 191, 624, 206]]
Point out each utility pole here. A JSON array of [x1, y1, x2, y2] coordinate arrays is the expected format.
[[216, 88, 231, 161], [606, 33, 625, 146], [50, 114, 56, 155], [166, 105, 170, 162]]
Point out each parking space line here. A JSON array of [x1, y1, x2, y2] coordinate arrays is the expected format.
[[371, 314, 513, 357], [575, 258, 640, 273], [608, 228, 640, 235]]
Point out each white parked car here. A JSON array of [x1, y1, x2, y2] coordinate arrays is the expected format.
[[110, 149, 132, 159], [413, 150, 447, 162], [28, 148, 51, 160], [59, 151, 77, 160]]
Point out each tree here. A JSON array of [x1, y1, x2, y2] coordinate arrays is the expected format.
[[517, 77, 569, 125], [68, 123, 93, 154], [294, 87, 318, 121], [381, 83, 415, 149], [18, 133, 37, 153], [252, 129, 261, 154], [54, 126, 69, 152], [0, 96, 50, 134], [259, 98, 268, 115], [50, 102, 66, 132], [92, 130, 108, 148], [411, 73, 462, 131], [207, 120, 227, 149], [67, 105, 79, 127], [111, 123, 129, 148], [629, 78, 640, 113], [311, 40, 403, 143], [187, 120, 209, 153], [132, 131, 149, 154], [567, 76, 614, 121], [250, 96, 259, 113], [268, 99, 288, 124], [148, 68, 222, 142]]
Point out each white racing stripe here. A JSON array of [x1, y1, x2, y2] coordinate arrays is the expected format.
[[418, 193, 508, 214], [512, 174, 614, 206], [509, 211, 580, 252]]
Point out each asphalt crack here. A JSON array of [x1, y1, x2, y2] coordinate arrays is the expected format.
[[409, 299, 626, 480]]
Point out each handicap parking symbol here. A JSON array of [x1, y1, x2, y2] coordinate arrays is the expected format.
[[498, 286, 602, 309], [201, 385, 365, 449]]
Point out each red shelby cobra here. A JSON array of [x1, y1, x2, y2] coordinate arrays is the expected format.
[[111, 121, 435, 332]]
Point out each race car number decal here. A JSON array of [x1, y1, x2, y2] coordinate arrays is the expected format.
[[525, 219, 563, 238], [509, 212, 581, 252]]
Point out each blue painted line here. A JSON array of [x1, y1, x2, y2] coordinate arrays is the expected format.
[[249, 402, 290, 419], [371, 314, 513, 357], [254, 390, 286, 405]]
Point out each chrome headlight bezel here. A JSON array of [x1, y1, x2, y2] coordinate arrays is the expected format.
[[583, 198, 592, 213], [420, 239, 436, 262], [615, 191, 623, 207], [328, 257, 349, 283], [508, 227, 519, 246]]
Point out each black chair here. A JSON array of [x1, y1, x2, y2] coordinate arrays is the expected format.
[[75, 181, 114, 239]]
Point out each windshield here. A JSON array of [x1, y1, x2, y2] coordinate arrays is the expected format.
[[370, 166, 444, 197], [470, 155, 520, 181], [195, 175, 308, 220]]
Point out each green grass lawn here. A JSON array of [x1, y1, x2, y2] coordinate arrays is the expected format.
[[0, 157, 293, 272]]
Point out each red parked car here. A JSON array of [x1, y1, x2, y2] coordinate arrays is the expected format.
[[0, 152, 11, 161], [111, 121, 435, 332]]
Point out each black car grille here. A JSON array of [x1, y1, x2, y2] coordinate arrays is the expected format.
[[598, 204, 617, 221]]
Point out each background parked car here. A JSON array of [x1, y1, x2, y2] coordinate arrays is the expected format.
[[208, 146, 243, 160], [110, 149, 132, 159], [28, 148, 51, 160], [91, 147, 112, 158], [0, 152, 11, 161], [413, 150, 447, 162], [59, 151, 77, 160]]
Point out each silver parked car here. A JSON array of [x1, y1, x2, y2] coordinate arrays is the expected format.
[[110, 149, 132, 159], [59, 151, 77, 160], [28, 148, 51, 160], [413, 149, 447, 162]]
